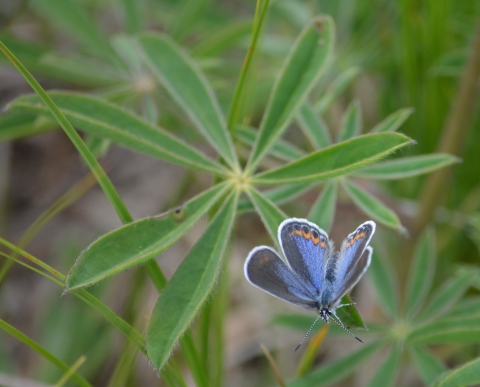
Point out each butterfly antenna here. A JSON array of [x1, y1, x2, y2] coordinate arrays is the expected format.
[[295, 313, 322, 351], [329, 312, 363, 343]]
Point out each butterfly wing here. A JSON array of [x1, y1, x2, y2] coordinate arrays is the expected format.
[[279, 218, 330, 293], [244, 246, 319, 310], [329, 221, 376, 307]]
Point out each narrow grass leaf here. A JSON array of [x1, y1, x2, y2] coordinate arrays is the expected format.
[[431, 356, 480, 387], [287, 341, 383, 387], [353, 154, 460, 180], [236, 125, 305, 161], [246, 15, 334, 172], [418, 270, 474, 322], [296, 103, 331, 149], [342, 179, 403, 230], [314, 67, 360, 115], [370, 107, 414, 133], [8, 92, 226, 176], [405, 229, 436, 318], [0, 319, 92, 387], [66, 183, 230, 290], [247, 187, 287, 245], [146, 191, 238, 372], [408, 316, 480, 344], [238, 183, 312, 214], [368, 250, 399, 319], [308, 180, 337, 232], [137, 34, 238, 169], [366, 346, 400, 387], [409, 345, 445, 385], [338, 99, 362, 142], [252, 133, 413, 185]]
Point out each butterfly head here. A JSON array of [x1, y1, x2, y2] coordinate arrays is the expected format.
[[320, 308, 331, 323]]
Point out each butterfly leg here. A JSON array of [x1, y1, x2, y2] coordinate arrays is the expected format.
[[336, 302, 356, 310]]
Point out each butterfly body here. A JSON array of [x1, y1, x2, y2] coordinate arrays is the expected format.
[[244, 218, 375, 344]]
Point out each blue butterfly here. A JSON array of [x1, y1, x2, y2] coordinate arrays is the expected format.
[[244, 218, 375, 349]]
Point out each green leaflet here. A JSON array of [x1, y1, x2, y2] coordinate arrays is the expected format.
[[246, 15, 334, 173], [252, 133, 413, 185], [353, 154, 459, 180], [66, 183, 230, 290], [137, 33, 238, 169], [342, 179, 404, 230], [8, 92, 226, 176], [146, 191, 238, 372]]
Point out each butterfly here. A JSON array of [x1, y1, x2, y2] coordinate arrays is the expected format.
[[244, 218, 375, 349]]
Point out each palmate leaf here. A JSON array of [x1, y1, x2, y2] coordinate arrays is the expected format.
[[252, 133, 413, 185], [369, 107, 414, 133], [66, 183, 231, 290], [246, 15, 335, 173], [137, 33, 238, 169], [146, 191, 238, 372], [8, 93, 226, 176]]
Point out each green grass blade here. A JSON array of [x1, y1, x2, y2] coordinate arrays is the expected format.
[[246, 187, 287, 244], [296, 103, 331, 149], [408, 316, 480, 344], [66, 183, 230, 290], [308, 180, 337, 233], [353, 154, 460, 180], [237, 183, 312, 214], [338, 99, 362, 142], [8, 92, 227, 177], [366, 345, 400, 387], [418, 270, 475, 322], [252, 133, 414, 185], [431, 356, 480, 387], [137, 34, 238, 169], [236, 125, 305, 161], [146, 191, 238, 373], [226, 0, 270, 136], [405, 229, 436, 318], [369, 107, 414, 133], [246, 15, 334, 173], [0, 319, 92, 387], [367, 250, 399, 320], [287, 341, 383, 387], [342, 179, 404, 230], [409, 345, 445, 385], [314, 67, 360, 115]]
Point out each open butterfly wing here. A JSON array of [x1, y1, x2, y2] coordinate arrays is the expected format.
[[279, 218, 330, 293], [244, 246, 319, 310], [330, 221, 376, 307]]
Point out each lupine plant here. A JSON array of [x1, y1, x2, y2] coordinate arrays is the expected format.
[[1, 0, 479, 386]]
